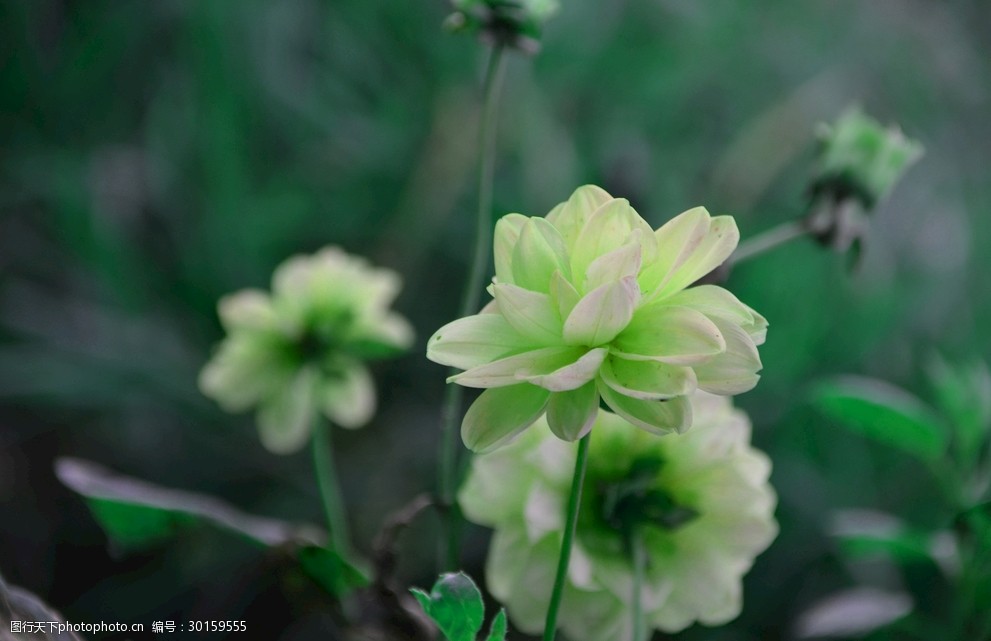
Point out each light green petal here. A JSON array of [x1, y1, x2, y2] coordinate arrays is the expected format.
[[449, 346, 588, 389], [546, 185, 614, 249], [520, 347, 607, 392], [256, 368, 318, 454], [322, 362, 375, 429], [217, 290, 277, 332], [549, 270, 581, 320], [458, 429, 544, 527], [353, 312, 415, 352], [546, 381, 599, 441], [492, 283, 563, 344], [694, 317, 762, 395], [486, 528, 559, 635], [599, 355, 697, 400], [598, 382, 692, 435], [512, 218, 570, 291], [639, 208, 739, 302], [664, 285, 768, 346], [562, 276, 639, 347], [427, 313, 533, 369], [583, 241, 642, 294], [493, 214, 529, 285], [199, 335, 293, 412], [613, 304, 726, 364], [570, 199, 648, 280], [462, 384, 551, 452]]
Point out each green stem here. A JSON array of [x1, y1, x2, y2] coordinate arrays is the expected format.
[[313, 417, 351, 555], [543, 433, 591, 641], [729, 219, 808, 266], [438, 44, 508, 571], [632, 532, 646, 641]]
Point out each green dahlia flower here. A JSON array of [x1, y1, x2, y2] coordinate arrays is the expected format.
[[459, 393, 778, 638], [427, 186, 766, 452], [199, 247, 413, 454]]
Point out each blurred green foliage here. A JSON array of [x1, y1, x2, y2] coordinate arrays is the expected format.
[[2, 0, 991, 639]]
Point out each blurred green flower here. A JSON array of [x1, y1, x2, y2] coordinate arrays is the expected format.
[[200, 247, 413, 454], [444, 0, 560, 54], [458, 394, 778, 639], [812, 108, 923, 209], [427, 186, 766, 452]]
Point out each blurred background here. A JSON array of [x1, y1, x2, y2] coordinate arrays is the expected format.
[[1, 0, 990, 639]]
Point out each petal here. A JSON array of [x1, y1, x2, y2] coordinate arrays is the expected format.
[[199, 335, 294, 412], [449, 346, 587, 389], [640, 208, 739, 301], [493, 214, 529, 285], [664, 285, 768, 346], [322, 363, 375, 429], [694, 317, 763, 395], [218, 290, 277, 332], [562, 276, 639, 347], [546, 381, 599, 441], [457, 429, 544, 527], [256, 368, 318, 454], [549, 270, 581, 320], [583, 241, 643, 294], [520, 347, 608, 392], [598, 381, 692, 435], [461, 384, 550, 453], [599, 355, 697, 400], [493, 283, 563, 344], [546, 184, 614, 249], [613, 304, 726, 365], [427, 313, 534, 369], [570, 199, 650, 280], [512, 218, 571, 291]]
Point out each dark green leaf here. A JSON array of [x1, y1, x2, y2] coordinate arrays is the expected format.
[[297, 545, 370, 597], [812, 377, 947, 461], [484, 609, 507, 641], [411, 572, 485, 641]]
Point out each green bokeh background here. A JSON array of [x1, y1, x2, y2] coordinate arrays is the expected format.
[[1, 1, 989, 639]]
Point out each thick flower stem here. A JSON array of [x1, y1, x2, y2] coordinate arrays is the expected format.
[[313, 417, 351, 556], [543, 433, 591, 641], [438, 43, 508, 571], [632, 532, 647, 641]]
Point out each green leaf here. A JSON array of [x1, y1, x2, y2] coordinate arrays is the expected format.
[[411, 572, 485, 641], [297, 545, 370, 597], [484, 609, 508, 641], [812, 377, 947, 461]]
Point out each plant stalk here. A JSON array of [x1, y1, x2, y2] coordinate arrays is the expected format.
[[729, 219, 808, 266], [543, 433, 591, 641], [438, 44, 508, 571], [313, 417, 351, 555]]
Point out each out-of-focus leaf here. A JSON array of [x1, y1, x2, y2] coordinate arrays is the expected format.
[[828, 509, 948, 570], [794, 587, 912, 638], [55, 458, 320, 551], [927, 355, 991, 469], [297, 545, 370, 597], [0, 571, 83, 640], [812, 377, 947, 461], [411, 572, 486, 641]]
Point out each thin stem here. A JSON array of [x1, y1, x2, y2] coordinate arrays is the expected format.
[[728, 219, 809, 266], [543, 433, 591, 641], [631, 532, 647, 641], [438, 44, 508, 571], [312, 417, 351, 555]]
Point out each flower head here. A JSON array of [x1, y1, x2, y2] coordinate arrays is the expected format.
[[427, 186, 766, 452], [199, 247, 413, 454], [458, 394, 778, 639]]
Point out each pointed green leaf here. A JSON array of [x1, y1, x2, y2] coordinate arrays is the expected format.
[[298, 545, 370, 597], [485, 609, 508, 641]]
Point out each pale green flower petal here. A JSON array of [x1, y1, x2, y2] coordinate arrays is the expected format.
[[512, 218, 570, 291], [486, 528, 558, 634], [549, 269, 581, 320], [321, 362, 375, 429], [570, 199, 648, 280], [583, 241, 643, 293], [664, 285, 768, 346], [599, 355, 697, 400], [494, 213, 529, 285], [519, 347, 608, 392], [256, 368, 318, 454], [199, 335, 293, 412], [546, 380, 599, 440], [613, 304, 725, 364], [428, 313, 534, 369], [449, 346, 588, 389], [562, 276, 639, 347], [546, 184, 613, 249], [655, 214, 739, 301], [217, 290, 278, 332], [492, 282, 563, 344], [523, 482, 566, 540], [457, 428, 545, 527], [462, 384, 551, 453], [598, 382, 692, 434], [694, 317, 762, 395]]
